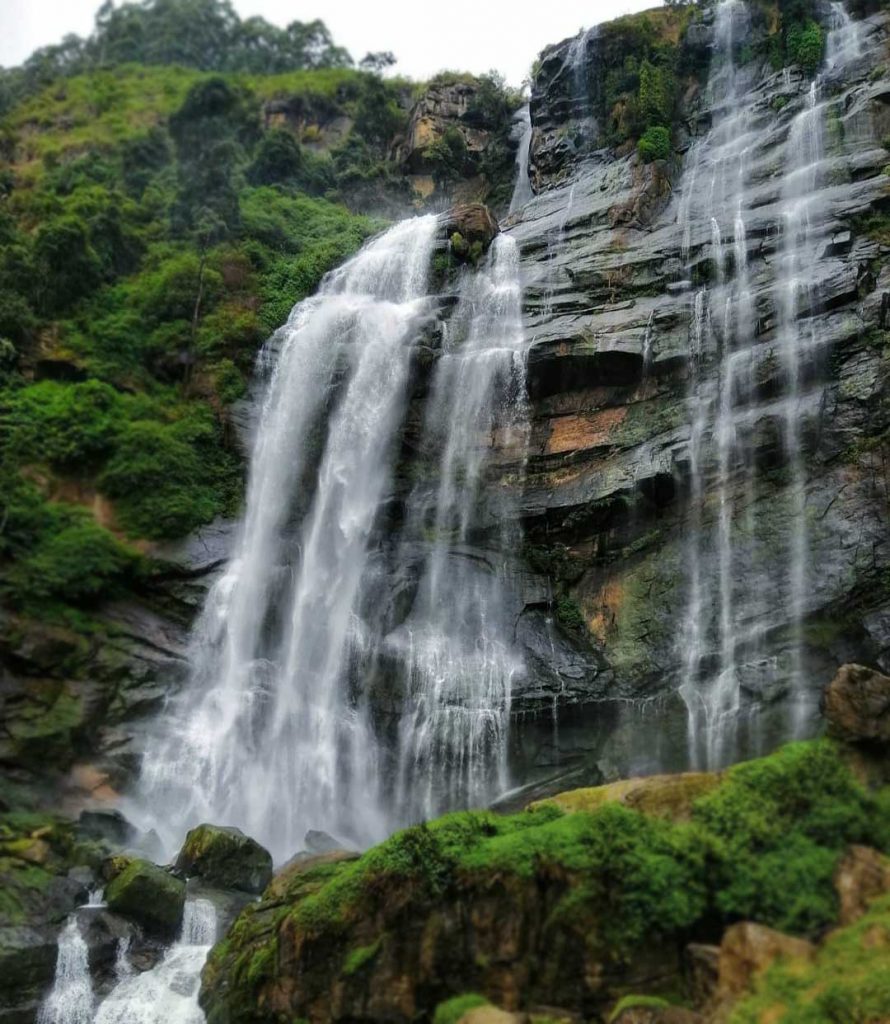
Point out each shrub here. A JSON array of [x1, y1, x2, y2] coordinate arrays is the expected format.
[[638, 125, 672, 162], [5, 380, 121, 470], [787, 20, 825, 74], [15, 516, 135, 601], [99, 411, 238, 539]]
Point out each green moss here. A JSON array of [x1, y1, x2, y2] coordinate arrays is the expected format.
[[342, 939, 381, 976], [694, 741, 877, 934], [105, 858, 185, 937], [555, 595, 585, 632], [433, 994, 490, 1024]]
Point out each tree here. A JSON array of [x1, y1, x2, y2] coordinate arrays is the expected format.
[[247, 129, 304, 187], [359, 51, 396, 74]]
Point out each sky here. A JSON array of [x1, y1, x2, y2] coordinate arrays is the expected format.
[[1, 0, 662, 85]]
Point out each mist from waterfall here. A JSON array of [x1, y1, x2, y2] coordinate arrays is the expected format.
[[677, 0, 863, 768]]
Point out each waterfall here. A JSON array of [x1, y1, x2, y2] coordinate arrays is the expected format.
[[388, 234, 528, 822], [565, 26, 598, 151], [508, 105, 534, 214], [37, 918, 94, 1024], [93, 900, 217, 1024], [138, 216, 440, 859], [677, 0, 861, 766], [132, 202, 530, 863]]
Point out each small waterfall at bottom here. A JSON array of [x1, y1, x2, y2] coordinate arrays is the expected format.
[[39, 899, 217, 1024], [38, 918, 93, 1024], [93, 899, 217, 1024]]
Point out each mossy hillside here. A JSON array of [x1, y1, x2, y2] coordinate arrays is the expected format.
[[730, 892, 890, 1023], [203, 741, 890, 1022]]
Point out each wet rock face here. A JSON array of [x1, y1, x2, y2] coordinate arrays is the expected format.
[[505, 7, 890, 771]]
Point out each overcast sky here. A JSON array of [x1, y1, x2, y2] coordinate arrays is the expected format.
[[2, 0, 662, 84]]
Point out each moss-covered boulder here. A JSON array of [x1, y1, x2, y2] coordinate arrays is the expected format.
[[105, 858, 185, 938], [200, 741, 890, 1024], [175, 824, 272, 895]]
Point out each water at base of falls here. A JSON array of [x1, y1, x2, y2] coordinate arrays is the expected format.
[[93, 900, 217, 1024], [38, 919, 93, 1024], [133, 215, 529, 863], [676, 0, 863, 768]]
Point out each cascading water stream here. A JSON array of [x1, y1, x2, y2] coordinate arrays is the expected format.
[[388, 234, 528, 822], [132, 201, 530, 866], [37, 918, 93, 1024], [137, 216, 440, 859], [677, 0, 863, 766], [508, 105, 534, 214], [93, 899, 217, 1024]]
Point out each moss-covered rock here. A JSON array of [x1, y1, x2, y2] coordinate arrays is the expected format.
[[105, 858, 185, 938], [175, 824, 272, 895], [729, 892, 890, 1022], [200, 741, 890, 1024]]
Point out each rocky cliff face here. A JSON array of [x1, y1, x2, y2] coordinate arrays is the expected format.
[[503, 3, 890, 789]]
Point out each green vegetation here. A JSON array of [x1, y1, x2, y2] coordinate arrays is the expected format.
[[204, 741, 890, 1021], [591, 5, 707, 153], [750, 0, 829, 74], [555, 595, 586, 631], [271, 741, 884, 948], [0, 11, 398, 617], [638, 125, 672, 163], [730, 893, 890, 1023], [433, 994, 491, 1024], [343, 940, 381, 976]]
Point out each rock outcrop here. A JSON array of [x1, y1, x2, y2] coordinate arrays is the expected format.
[[823, 663, 890, 744]]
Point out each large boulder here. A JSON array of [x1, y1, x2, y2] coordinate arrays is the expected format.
[[105, 858, 185, 938], [823, 663, 890, 744], [175, 824, 272, 895]]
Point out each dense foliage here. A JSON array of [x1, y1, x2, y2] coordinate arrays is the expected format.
[[0, 46, 391, 613]]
